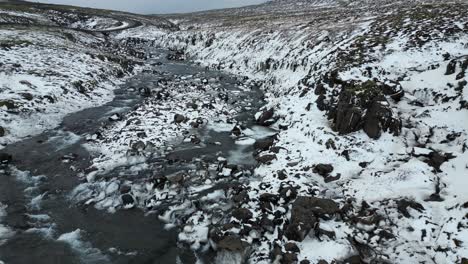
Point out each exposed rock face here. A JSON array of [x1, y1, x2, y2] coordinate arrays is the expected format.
[[328, 80, 402, 139], [0, 153, 12, 164], [256, 108, 275, 126], [254, 136, 275, 152], [286, 196, 340, 241], [363, 100, 402, 139]]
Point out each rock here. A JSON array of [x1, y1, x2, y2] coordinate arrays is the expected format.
[[284, 242, 300, 253], [174, 114, 185, 123], [282, 252, 298, 264], [151, 175, 167, 189], [120, 185, 131, 194], [342, 255, 362, 264], [313, 164, 334, 177], [121, 194, 135, 207], [425, 151, 454, 172], [301, 260, 311, 264], [277, 170, 287, 180], [0, 126, 5, 137], [292, 196, 340, 220], [231, 125, 243, 136], [284, 223, 308, 242], [0, 153, 12, 164], [256, 154, 277, 164], [396, 199, 424, 218], [131, 141, 146, 152], [254, 136, 275, 152], [279, 186, 298, 202], [256, 108, 275, 126], [329, 90, 363, 134], [0, 100, 16, 110], [462, 258, 468, 264], [19, 93, 33, 101], [217, 235, 246, 251], [445, 60, 457, 75], [363, 100, 401, 139], [232, 208, 253, 222]]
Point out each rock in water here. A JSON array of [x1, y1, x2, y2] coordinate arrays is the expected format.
[[0, 153, 12, 164]]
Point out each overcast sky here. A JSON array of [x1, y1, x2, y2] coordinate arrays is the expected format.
[[33, 0, 267, 14]]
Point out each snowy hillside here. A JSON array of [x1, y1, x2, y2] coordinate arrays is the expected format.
[[0, 2, 174, 147], [144, 1, 468, 263]]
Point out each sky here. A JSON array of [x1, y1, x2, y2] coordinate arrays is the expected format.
[[33, 0, 267, 14]]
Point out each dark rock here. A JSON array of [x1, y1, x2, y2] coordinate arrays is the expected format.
[[260, 193, 280, 204], [445, 60, 457, 75], [363, 100, 401, 139], [342, 255, 363, 264], [174, 114, 185, 123], [231, 125, 243, 136], [0, 153, 12, 164], [0, 126, 4, 137], [120, 185, 131, 194], [284, 223, 308, 242], [396, 199, 424, 218], [121, 194, 135, 206], [150, 175, 167, 189], [277, 170, 287, 180], [358, 162, 369, 168], [0, 100, 16, 109], [284, 242, 300, 253], [131, 141, 146, 152], [301, 260, 312, 264], [281, 252, 298, 264], [329, 90, 363, 134], [315, 83, 326, 95], [256, 154, 277, 164], [425, 151, 455, 172], [279, 186, 298, 202], [217, 235, 246, 251], [292, 196, 340, 220], [254, 136, 275, 152], [313, 164, 334, 177], [232, 208, 253, 222], [19, 93, 33, 101], [256, 108, 275, 126]]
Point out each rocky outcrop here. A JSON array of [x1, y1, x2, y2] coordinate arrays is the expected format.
[[327, 80, 402, 139]]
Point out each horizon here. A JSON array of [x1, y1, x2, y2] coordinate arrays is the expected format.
[[30, 0, 268, 14]]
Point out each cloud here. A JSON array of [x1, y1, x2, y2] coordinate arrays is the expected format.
[[33, 0, 267, 14]]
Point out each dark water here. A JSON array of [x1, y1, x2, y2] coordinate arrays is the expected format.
[[0, 49, 266, 264]]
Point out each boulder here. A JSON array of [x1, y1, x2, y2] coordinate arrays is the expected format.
[[256, 154, 277, 164], [292, 196, 339, 220], [313, 164, 334, 177], [254, 136, 275, 152], [232, 208, 253, 222], [217, 235, 246, 251], [174, 114, 185, 123], [0, 126, 5, 137], [445, 60, 457, 75], [256, 108, 275, 126], [121, 194, 135, 206], [0, 153, 12, 164], [363, 100, 401, 139]]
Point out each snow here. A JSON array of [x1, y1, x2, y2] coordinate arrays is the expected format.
[[57, 229, 109, 263]]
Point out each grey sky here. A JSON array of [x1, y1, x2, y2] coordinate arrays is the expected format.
[[33, 0, 267, 14]]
